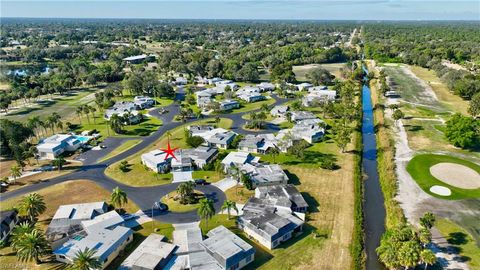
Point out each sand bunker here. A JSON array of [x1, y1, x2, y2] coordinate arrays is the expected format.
[[429, 185, 452, 196], [430, 163, 480, 189]]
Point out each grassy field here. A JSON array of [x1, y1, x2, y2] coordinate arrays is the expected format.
[[409, 66, 469, 115], [99, 139, 142, 162], [293, 63, 346, 81], [368, 62, 407, 229], [406, 154, 480, 200], [73, 113, 163, 138], [224, 185, 255, 204], [0, 160, 83, 193], [105, 118, 232, 186], [436, 218, 480, 270], [160, 190, 203, 212], [229, 98, 276, 114], [0, 180, 141, 270]]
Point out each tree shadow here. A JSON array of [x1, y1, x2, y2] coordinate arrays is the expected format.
[[447, 232, 468, 245]]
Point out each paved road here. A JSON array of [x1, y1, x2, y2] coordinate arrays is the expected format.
[[0, 89, 289, 223]]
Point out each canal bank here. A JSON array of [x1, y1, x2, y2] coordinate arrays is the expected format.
[[361, 66, 386, 270]]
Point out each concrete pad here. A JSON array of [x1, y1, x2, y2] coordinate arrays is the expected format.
[[172, 171, 193, 183], [212, 177, 237, 192], [429, 185, 451, 196], [430, 162, 480, 189]]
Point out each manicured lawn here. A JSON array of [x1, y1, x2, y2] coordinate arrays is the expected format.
[[436, 218, 480, 270], [230, 98, 276, 114], [105, 118, 232, 186], [224, 185, 255, 204], [293, 63, 346, 81], [406, 154, 480, 200], [192, 170, 224, 183], [73, 114, 162, 138], [99, 139, 142, 162], [160, 190, 204, 212]]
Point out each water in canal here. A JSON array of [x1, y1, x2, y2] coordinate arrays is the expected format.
[[361, 67, 386, 270]]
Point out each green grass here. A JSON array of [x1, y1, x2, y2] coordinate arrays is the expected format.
[[229, 98, 276, 114], [105, 118, 232, 186], [406, 154, 480, 200], [105, 221, 174, 270], [73, 114, 162, 138], [436, 218, 480, 270], [160, 191, 203, 212], [293, 63, 346, 81], [99, 139, 142, 162]]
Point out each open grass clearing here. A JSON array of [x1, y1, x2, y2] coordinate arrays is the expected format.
[[406, 154, 480, 200], [409, 65, 469, 115], [228, 98, 276, 114], [224, 185, 255, 204], [160, 190, 204, 212], [0, 160, 83, 193], [293, 63, 346, 81], [105, 118, 232, 187], [98, 139, 142, 162], [436, 218, 480, 270]]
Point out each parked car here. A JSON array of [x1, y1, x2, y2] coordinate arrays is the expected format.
[[153, 202, 168, 211], [194, 178, 209, 185]]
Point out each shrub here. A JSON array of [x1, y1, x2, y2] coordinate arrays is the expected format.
[[186, 136, 205, 147], [118, 160, 130, 172]]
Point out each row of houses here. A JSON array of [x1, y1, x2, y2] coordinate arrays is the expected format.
[[104, 96, 154, 122]]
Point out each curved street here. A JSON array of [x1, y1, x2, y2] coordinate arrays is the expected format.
[[0, 89, 289, 223]]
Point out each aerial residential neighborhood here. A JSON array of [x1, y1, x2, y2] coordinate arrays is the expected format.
[[0, 3, 479, 270]]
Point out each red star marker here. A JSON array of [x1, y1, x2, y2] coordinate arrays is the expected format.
[[160, 140, 178, 161]]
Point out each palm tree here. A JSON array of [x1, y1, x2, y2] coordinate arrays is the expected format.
[[221, 200, 238, 219], [69, 247, 102, 270], [52, 156, 67, 172], [110, 187, 128, 210], [420, 249, 436, 270], [109, 114, 123, 134], [165, 130, 173, 141], [198, 198, 215, 232], [89, 106, 97, 124], [14, 229, 50, 265], [76, 106, 84, 124], [176, 181, 195, 204], [10, 165, 22, 184], [269, 147, 280, 163], [19, 193, 46, 223], [420, 212, 436, 230], [10, 222, 34, 251], [83, 105, 91, 124], [26, 116, 41, 139]]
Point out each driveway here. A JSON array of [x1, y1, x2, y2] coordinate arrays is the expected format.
[[212, 177, 237, 192]]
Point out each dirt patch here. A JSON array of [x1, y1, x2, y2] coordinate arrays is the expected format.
[[430, 163, 480, 189]]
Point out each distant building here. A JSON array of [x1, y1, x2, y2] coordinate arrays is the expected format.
[[270, 105, 289, 118], [175, 77, 188, 85], [219, 100, 240, 111], [238, 134, 278, 154], [257, 82, 275, 92], [133, 96, 155, 109], [241, 163, 289, 188], [119, 234, 177, 270], [255, 184, 308, 213], [221, 151, 260, 173], [195, 90, 214, 108], [201, 225, 255, 270], [123, 54, 155, 64], [191, 127, 237, 149], [1, 210, 19, 242], [142, 146, 218, 173], [290, 111, 317, 122], [296, 82, 313, 91], [302, 89, 337, 106], [237, 93, 266, 103], [37, 134, 86, 159], [180, 146, 219, 169], [104, 101, 142, 123]]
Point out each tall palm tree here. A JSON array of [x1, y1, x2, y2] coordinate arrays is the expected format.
[[198, 198, 215, 233], [19, 193, 46, 223], [83, 105, 91, 124], [109, 114, 123, 134], [221, 200, 238, 219], [165, 130, 173, 141], [14, 229, 50, 265], [69, 248, 102, 270], [110, 187, 128, 210], [10, 222, 34, 251], [269, 147, 280, 163], [52, 156, 67, 172], [10, 165, 22, 184], [89, 106, 97, 124], [26, 116, 41, 139], [76, 106, 84, 124], [420, 249, 436, 270]]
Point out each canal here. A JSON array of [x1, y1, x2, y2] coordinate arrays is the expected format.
[[361, 66, 386, 270]]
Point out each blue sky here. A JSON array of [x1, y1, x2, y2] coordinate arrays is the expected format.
[[1, 1, 479, 20]]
